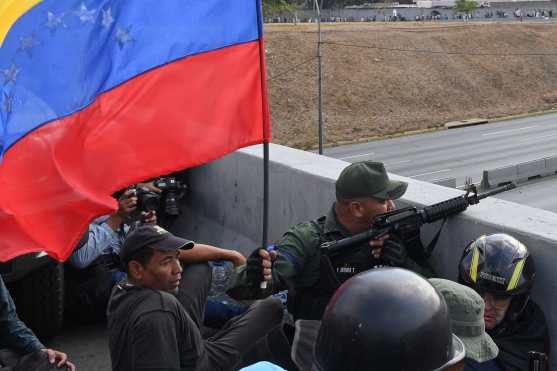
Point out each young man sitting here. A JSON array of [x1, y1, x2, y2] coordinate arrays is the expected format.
[[107, 225, 283, 371]]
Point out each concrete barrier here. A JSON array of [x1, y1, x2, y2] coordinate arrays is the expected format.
[[482, 155, 557, 188], [546, 156, 557, 172], [175, 144, 557, 368], [517, 158, 552, 181]]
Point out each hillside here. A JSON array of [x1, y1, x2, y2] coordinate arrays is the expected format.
[[264, 22, 557, 149]]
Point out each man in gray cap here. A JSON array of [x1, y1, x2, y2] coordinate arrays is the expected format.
[[228, 160, 433, 321], [430, 278, 500, 371], [107, 225, 283, 371]]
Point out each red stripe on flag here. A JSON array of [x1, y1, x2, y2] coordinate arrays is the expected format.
[[0, 40, 270, 262]]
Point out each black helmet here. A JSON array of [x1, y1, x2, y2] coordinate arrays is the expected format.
[[314, 268, 465, 371], [458, 233, 535, 321]]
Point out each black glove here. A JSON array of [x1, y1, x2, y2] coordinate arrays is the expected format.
[[246, 248, 264, 288], [381, 238, 409, 268], [396, 224, 428, 262]]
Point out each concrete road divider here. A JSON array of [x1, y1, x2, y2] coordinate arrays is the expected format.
[[481, 156, 557, 189]]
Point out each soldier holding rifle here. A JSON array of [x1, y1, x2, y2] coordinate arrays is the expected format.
[[228, 160, 434, 320]]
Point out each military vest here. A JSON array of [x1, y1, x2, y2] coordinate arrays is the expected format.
[[287, 216, 379, 320]]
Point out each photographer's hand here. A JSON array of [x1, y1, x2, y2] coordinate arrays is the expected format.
[[141, 210, 157, 225], [107, 188, 137, 231], [137, 181, 162, 194]]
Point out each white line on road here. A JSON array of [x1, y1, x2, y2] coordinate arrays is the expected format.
[[384, 160, 411, 166], [517, 132, 557, 143], [409, 169, 452, 178], [481, 126, 538, 137], [338, 152, 375, 160]]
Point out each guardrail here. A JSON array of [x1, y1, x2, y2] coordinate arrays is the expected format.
[[481, 156, 557, 189]]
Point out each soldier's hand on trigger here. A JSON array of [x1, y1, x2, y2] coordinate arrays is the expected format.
[[117, 188, 138, 218], [381, 237, 409, 267], [370, 234, 390, 259], [369, 199, 396, 260]]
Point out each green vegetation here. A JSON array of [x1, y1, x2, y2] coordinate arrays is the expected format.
[[262, 0, 375, 16], [454, 0, 478, 13], [263, 0, 296, 17]]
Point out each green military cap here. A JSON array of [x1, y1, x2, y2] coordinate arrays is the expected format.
[[335, 161, 408, 200], [429, 278, 499, 363]]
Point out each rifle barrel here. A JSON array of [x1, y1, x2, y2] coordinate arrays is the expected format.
[[477, 183, 516, 200]]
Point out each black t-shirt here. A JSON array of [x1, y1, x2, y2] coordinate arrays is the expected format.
[[107, 280, 209, 371]]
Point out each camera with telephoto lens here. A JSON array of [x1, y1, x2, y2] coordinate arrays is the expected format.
[[122, 186, 160, 226], [135, 187, 161, 214], [153, 177, 187, 216]]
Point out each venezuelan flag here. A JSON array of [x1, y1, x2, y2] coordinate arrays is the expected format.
[[0, 0, 270, 261]]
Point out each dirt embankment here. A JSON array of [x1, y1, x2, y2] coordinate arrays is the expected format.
[[264, 22, 557, 149]]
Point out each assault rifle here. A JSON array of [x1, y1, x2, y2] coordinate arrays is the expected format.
[[321, 183, 515, 257]]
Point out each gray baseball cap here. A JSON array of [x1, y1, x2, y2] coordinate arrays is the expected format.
[[335, 161, 407, 200], [429, 278, 499, 363]]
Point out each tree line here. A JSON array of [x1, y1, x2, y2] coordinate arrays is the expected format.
[[263, 0, 375, 16]]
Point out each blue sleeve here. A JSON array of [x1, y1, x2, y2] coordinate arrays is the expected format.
[[240, 362, 287, 371], [69, 222, 119, 269], [0, 276, 44, 353]]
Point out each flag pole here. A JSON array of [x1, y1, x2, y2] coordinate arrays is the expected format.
[[262, 142, 269, 248], [256, 0, 270, 250], [315, 0, 324, 155]]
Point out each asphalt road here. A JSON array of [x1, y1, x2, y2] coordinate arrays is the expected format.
[[325, 113, 557, 212], [44, 322, 111, 371]]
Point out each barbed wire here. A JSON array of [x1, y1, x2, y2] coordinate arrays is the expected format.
[[267, 56, 318, 82]]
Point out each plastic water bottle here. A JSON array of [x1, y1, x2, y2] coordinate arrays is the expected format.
[[273, 290, 288, 306], [272, 290, 293, 324], [209, 261, 230, 297]]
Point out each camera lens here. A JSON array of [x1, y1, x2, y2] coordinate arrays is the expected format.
[[164, 191, 180, 216]]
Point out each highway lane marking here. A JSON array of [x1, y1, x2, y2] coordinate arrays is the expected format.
[[481, 125, 538, 137], [384, 160, 411, 166], [409, 169, 451, 178], [516, 132, 557, 143], [338, 152, 375, 160]]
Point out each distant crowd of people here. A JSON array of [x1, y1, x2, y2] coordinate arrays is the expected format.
[[265, 8, 555, 24], [0, 160, 550, 370]]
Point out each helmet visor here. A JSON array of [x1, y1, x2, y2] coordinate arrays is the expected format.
[[435, 334, 466, 371]]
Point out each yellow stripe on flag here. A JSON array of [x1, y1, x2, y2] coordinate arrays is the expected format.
[[0, 0, 42, 48]]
